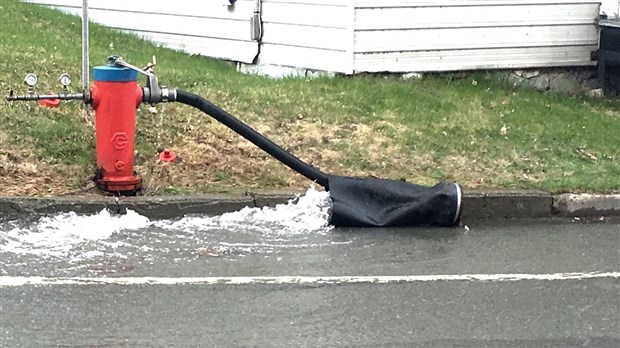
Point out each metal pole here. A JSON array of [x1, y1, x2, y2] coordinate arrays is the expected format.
[[82, 0, 89, 92]]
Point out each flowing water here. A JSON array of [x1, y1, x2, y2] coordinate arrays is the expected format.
[[0, 188, 346, 277]]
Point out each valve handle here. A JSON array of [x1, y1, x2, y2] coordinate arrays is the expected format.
[[143, 55, 157, 73], [108, 55, 153, 77]]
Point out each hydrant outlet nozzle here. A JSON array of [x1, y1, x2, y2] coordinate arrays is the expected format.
[[142, 86, 177, 105]]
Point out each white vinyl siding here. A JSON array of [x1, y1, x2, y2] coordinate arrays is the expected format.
[[259, 0, 354, 73], [353, 0, 602, 72], [26, 0, 610, 73], [24, 0, 259, 63]]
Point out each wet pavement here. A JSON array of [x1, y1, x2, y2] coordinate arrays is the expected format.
[[1, 213, 619, 347]]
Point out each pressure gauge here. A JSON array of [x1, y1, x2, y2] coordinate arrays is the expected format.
[[24, 73, 38, 87], [59, 73, 72, 87]]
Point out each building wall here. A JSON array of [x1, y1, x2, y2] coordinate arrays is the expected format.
[[25, 0, 610, 74], [24, 0, 259, 63], [259, 0, 354, 73], [353, 0, 603, 72]]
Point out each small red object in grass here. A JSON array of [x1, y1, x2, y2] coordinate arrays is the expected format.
[[39, 98, 60, 108], [158, 149, 177, 163]]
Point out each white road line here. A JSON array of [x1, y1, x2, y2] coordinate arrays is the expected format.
[[1, 272, 618, 287]]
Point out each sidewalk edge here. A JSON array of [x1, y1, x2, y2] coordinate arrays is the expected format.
[[1, 192, 618, 220]]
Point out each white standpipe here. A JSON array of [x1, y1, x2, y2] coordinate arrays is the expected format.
[[82, 0, 89, 93]]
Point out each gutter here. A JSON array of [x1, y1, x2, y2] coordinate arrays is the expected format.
[[251, 0, 262, 41]]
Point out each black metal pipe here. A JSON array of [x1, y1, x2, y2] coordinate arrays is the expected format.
[[6, 92, 85, 102], [175, 90, 329, 188]]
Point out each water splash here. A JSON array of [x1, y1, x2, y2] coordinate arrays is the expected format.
[[157, 186, 333, 235], [2, 209, 150, 258], [0, 187, 334, 267]]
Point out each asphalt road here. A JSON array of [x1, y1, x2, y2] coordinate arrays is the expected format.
[[1, 218, 619, 347]]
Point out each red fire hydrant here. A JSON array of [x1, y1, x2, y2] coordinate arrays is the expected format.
[[91, 65, 143, 195]]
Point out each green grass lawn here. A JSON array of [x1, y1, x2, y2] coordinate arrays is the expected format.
[[0, 0, 618, 196]]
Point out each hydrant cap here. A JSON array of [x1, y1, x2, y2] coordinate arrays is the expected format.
[[93, 65, 139, 82]]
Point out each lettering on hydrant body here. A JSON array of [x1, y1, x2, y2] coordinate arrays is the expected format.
[[114, 161, 125, 172], [111, 132, 129, 150]]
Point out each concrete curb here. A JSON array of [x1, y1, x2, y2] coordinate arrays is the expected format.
[[552, 193, 620, 218], [0, 191, 619, 221]]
